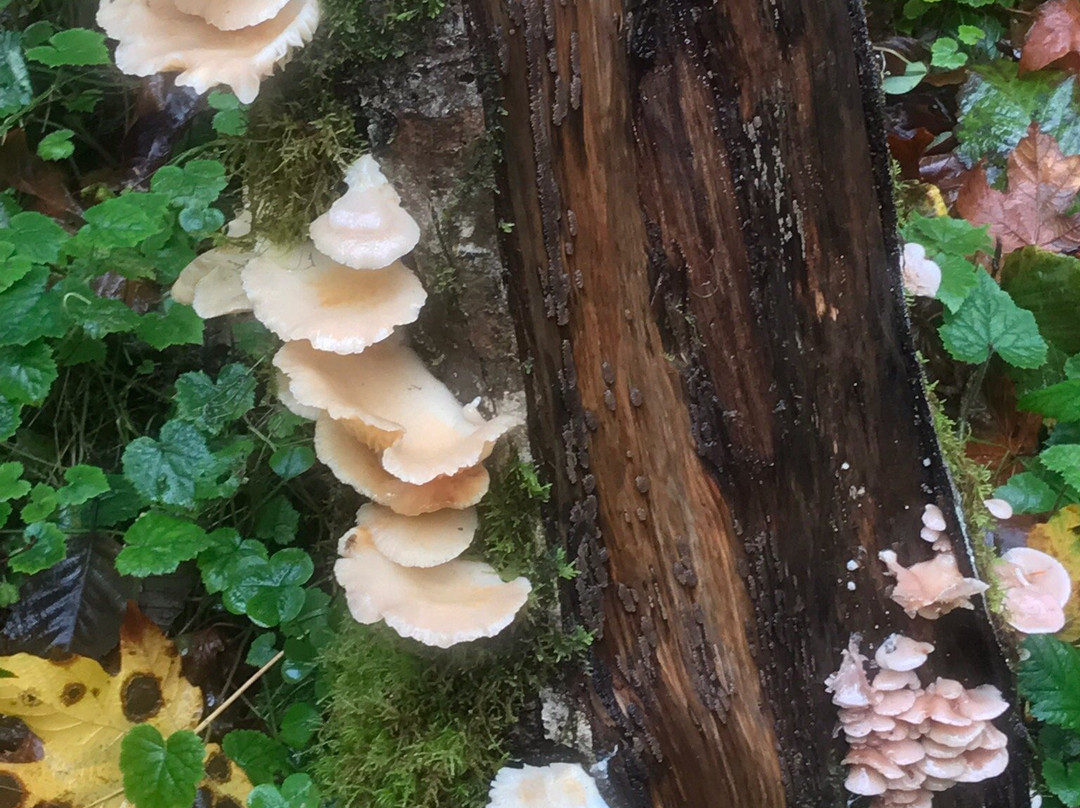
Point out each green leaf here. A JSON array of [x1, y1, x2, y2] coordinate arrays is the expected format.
[[1042, 445, 1080, 493], [20, 484, 58, 522], [1002, 248, 1080, 356], [117, 513, 212, 576], [10, 522, 65, 574], [137, 304, 203, 350], [0, 268, 66, 347], [36, 129, 75, 161], [0, 31, 32, 117], [0, 462, 29, 501], [280, 638, 316, 684], [247, 774, 318, 808], [222, 549, 313, 627], [933, 253, 980, 312], [207, 91, 248, 136], [882, 60, 927, 95], [1020, 379, 1080, 422], [175, 364, 256, 435], [939, 270, 1047, 368], [120, 726, 205, 808], [254, 496, 300, 545], [150, 161, 227, 210], [1045, 758, 1080, 806], [903, 213, 992, 259], [930, 37, 967, 69], [278, 704, 320, 750], [956, 25, 984, 45], [0, 243, 33, 294], [197, 529, 268, 594], [90, 475, 148, 528], [177, 204, 225, 236], [4, 212, 67, 263], [245, 633, 278, 667], [0, 396, 21, 440], [221, 730, 291, 786], [56, 465, 110, 506], [81, 194, 171, 249], [269, 446, 314, 481], [1020, 635, 1080, 729], [1066, 355, 1080, 380], [122, 421, 216, 509], [25, 28, 110, 66], [0, 340, 57, 404], [995, 472, 1060, 513]]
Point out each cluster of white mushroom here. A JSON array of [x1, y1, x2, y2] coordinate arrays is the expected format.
[[485, 763, 610, 808], [172, 155, 531, 648], [901, 243, 941, 299], [826, 635, 1009, 808], [98, 0, 319, 104]]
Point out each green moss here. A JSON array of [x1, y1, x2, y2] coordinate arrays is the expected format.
[[221, 104, 361, 246], [314, 458, 592, 808]]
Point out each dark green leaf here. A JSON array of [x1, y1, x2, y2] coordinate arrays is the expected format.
[[81, 194, 170, 249], [1020, 635, 1080, 729], [10, 522, 66, 574], [20, 484, 57, 522], [245, 632, 278, 667], [0, 31, 31, 116], [4, 212, 67, 263], [118, 513, 211, 576], [197, 529, 266, 594], [939, 270, 1047, 368], [150, 161, 227, 209], [25, 28, 110, 66], [1045, 758, 1080, 806], [57, 465, 110, 507], [269, 446, 314, 481], [1042, 445, 1080, 493], [1020, 379, 1080, 422], [122, 420, 216, 509], [1002, 248, 1080, 356], [254, 496, 299, 545], [278, 704, 320, 749], [137, 304, 203, 349], [120, 726, 205, 808], [0, 267, 67, 347], [0, 340, 57, 404], [36, 129, 74, 161], [221, 730, 291, 786], [174, 364, 256, 435], [995, 472, 1061, 514], [0, 461, 28, 501]]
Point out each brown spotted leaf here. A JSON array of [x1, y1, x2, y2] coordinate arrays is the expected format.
[[956, 124, 1080, 254], [1019, 0, 1080, 75], [0, 604, 251, 808]]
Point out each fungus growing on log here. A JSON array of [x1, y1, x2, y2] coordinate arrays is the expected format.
[[309, 155, 421, 270], [334, 530, 531, 649], [314, 415, 491, 515], [826, 636, 1009, 807], [96, 0, 319, 103], [353, 502, 477, 568], [486, 763, 610, 808], [242, 245, 425, 353], [172, 213, 255, 317], [274, 338, 519, 484], [901, 243, 942, 298], [879, 548, 988, 619], [997, 547, 1071, 634]]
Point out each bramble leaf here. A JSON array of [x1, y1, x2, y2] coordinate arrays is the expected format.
[[1043, 445, 1080, 492], [1020, 635, 1080, 729], [120, 726, 204, 808], [939, 270, 1047, 368]]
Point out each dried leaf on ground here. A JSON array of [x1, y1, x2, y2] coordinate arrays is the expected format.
[[956, 124, 1080, 254], [0, 603, 251, 808], [1019, 0, 1080, 75], [1028, 505, 1080, 641]]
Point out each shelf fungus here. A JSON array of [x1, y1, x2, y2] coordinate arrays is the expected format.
[[309, 155, 421, 270], [275, 338, 519, 484], [486, 763, 610, 808], [334, 530, 531, 649], [97, 0, 319, 103], [352, 503, 478, 568], [314, 416, 490, 516], [826, 635, 1009, 808], [242, 245, 426, 353], [172, 214, 254, 318], [996, 547, 1071, 634]]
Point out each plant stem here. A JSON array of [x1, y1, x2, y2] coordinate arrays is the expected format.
[[195, 650, 285, 734]]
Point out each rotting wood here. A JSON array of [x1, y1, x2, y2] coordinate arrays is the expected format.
[[464, 0, 1028, 806]]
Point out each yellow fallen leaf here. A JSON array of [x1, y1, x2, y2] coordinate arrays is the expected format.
[[0, 603, 251, 808], [1027, 504, 1080, 641]]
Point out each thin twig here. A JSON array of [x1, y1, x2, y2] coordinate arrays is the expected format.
[[195, 650, 284, 735]]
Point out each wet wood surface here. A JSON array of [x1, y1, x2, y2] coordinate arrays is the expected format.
[[464, 0, 1028, 805]]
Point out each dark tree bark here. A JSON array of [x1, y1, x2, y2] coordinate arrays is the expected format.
[[463, 1, 1029, 807]]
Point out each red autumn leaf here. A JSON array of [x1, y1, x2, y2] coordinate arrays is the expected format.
[[1019, 0, 1080, 75], [955, 124, 1080, 254]]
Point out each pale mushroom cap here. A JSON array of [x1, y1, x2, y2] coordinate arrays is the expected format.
[[172, 0, 292, 30], [873, 670, 922, 691], [275, 369, 322, 420], [844, 765, 887, 797], [902, 243, 942, 298], [879, 549, 988, 619], [1002, 548, 1072, 607], [334, 531, 531, 648], [276, 339, 520, 483], [351, 502, 477, 567], [999, 547, 1072, 634], [825, 637, 874, 708], [309, 154, 421, 270], [984, 498, 1014, 520], [97, 0, 320, 104], [191, 263, 252, 318], [486, 763, 610, 808], [874, 634, 935, 672], [242, 243, 426, 353], [922, 503, 947, 532], [954, 747, 1009, 783], [313, 415, 490, 515]]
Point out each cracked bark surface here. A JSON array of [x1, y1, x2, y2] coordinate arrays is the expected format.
[[463, 0, 1029, 806]]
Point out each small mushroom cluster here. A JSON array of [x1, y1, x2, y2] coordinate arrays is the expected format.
[[878, 505, 988, 619], [826, 635, 1009, 808], [97, 0, 319, 103], [486, 763, 610, 808], [173, 155, 530, 648]]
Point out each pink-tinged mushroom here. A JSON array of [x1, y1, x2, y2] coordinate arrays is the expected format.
[[921, 503, 947, 532], [486, 763, 610, 808], [902, 243, 942, 298], [879, 549, 988, 619], [334, 530, 531, 648], [997, 547, 1071, 634], [97, 0, 319, 104], [274, 369, 322, 421], [275, 338, 520, 484], [172, 213, 255, 316], [313, 415, 490, 516], [309, 155, 421, 270], [350, 502, 477, 568], [845, 766, 887, 796], [824, 637, 874, 708], [875, 634, 935, 672], [241, 244, 426, 354], [984, 498, 1014, 520], [172, 0, 291, 30]]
